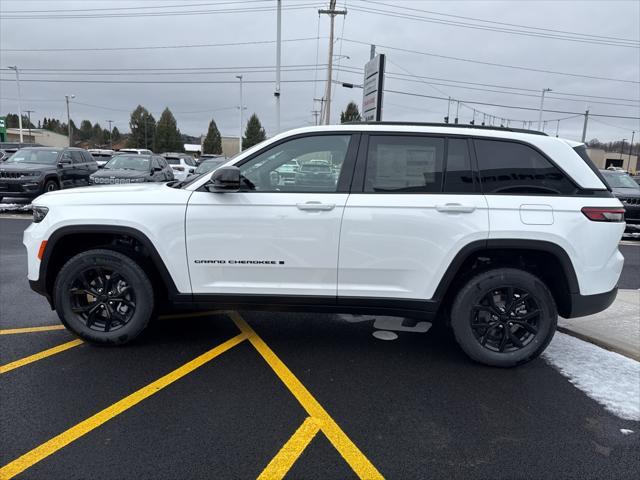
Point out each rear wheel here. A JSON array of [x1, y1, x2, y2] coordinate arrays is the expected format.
[[54, 249, 154, 345], [450, 268, 557, 367]]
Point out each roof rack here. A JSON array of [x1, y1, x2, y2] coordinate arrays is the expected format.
[[344, 121, 548, 136]]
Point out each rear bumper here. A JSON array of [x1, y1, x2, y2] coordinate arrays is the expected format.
[[565, 286, 617, 318]]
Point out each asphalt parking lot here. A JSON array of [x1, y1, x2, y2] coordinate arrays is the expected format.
[[1, 217, 639, 479]]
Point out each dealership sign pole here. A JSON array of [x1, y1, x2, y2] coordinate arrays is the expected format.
[[362, 54, 385, 122]]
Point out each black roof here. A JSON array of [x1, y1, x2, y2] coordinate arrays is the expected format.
[[344, 121, 548, 136]]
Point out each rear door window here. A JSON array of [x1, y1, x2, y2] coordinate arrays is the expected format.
[[444, 138, 475, 193], [474, 139, 576, 195], [364, 135, 445, 193], [70, 151, 84, 164]]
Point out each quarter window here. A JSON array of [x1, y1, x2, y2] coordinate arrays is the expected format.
[[364, 136, 444, 193], [475, 139, 576, 195], [239, 135, 351, 192]]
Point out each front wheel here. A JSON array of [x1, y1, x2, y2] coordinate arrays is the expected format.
[[43, 180, 59, 193], [54, 249, 154, 345], [450, 268, 557, 367]]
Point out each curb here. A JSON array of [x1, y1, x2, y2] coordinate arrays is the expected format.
[[556, 326, 640, 362]]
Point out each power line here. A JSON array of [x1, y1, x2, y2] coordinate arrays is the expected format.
[[347, 3, 638, 48], [0, 78, 324, 84], [382, 89, 640, 119], [1, 37, 322, 52], [342, 38, 639, 84], [1, 0, 272, 14], [357, 0, 639, 45], [0, 2, 321, 20]]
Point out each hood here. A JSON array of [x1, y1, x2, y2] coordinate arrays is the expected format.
[[33, 182, 192, 207], [91, 169, 148, 179], [611, 187, 640, 198], [0, 162, 53, 172]]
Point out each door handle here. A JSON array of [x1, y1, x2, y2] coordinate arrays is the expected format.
[[296, 201, 335, 211], [435, 203, 476, 213]]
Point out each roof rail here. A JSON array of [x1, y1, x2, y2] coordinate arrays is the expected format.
[[343, 121, 548, 136]]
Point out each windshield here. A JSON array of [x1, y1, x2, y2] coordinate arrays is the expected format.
[[601, 171, 640, 189], [104, 155, 150, 171], [195, 160, 225, 174], [6, 149, 59, 165]]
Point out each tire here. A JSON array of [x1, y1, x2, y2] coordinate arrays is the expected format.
[[43, 180, 59, 193], [53, 249, 154, 345], [450, 268, 557, 368]]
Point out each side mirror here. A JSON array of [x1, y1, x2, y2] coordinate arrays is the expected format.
[[205, 166, 240, 192], [152, 166, 162, 172], [58, 158, 72, 166]]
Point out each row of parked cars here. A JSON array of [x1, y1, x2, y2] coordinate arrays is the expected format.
[[0, 145, 228, 202]]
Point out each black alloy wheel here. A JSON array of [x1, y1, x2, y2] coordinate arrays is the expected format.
[[68, 267, 136, 333], [470, 287, 540, 353], [450, 268, 557, 367]]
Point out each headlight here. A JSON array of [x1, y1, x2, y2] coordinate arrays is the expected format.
[[33, 206, 49, 223]]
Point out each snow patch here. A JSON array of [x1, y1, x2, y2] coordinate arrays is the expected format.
[[543, 332, 640, 421], [0, 203, 32, 213]]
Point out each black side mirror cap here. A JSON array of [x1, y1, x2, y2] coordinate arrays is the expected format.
[[206, 166, 241, 192]]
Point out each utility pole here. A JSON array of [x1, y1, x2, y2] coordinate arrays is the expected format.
[[445, 97, 451, 123], [319, 0, 347, 125], [24, 110, 34, 140], [454, 100, 460, 124], [65, 94, 75, 147], [108, 120, 114, 149], [370, 44, 376, 60], [236, 74, 244, 153], [537, 88, 551, 130], [628, 131, 635, 173], [555, 119, 560, 137], [581, 109, 589, 142], [275, 0, 282, 134], [8, 66, 23, 143], [311, 110, 321, 125]]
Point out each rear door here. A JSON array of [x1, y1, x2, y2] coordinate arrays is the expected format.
[[186, 133, 359, 297], [58, 151, 75, 189], [337, 134, 489, 301]]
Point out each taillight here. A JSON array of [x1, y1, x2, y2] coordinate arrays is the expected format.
[[581, 207, 625, 222]]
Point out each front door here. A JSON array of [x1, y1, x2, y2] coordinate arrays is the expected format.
[[338, 134, 490, 301], [185, 133, 359, 297]]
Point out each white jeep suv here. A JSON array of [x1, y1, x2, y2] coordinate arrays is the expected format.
[[24, 123, 625, 367]]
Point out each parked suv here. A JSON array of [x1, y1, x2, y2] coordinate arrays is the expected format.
[[90, 154, 174, 184], [600, 169, 640, 230], [24, 124, 624, 367], [162, 153, 197, 180], [0, 147, 97, 201]]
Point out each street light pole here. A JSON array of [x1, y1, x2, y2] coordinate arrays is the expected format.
[[319, 0, 347, 125], [65, 94, 75, 146], [8, 66, 23, 143], [236, 75, 244, 153], [628, 130, 636, 173], [275, 0, 281, 134], [537, 88, 552, 130]]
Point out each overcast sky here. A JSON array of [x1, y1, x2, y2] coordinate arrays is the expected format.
[[1, 0, 639, 144]]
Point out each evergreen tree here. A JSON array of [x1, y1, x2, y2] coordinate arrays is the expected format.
[[242, 113, 266, 149], [92, 123, 104, 144], [112, 126, 121, 142], [202, 118, 222, 154], [79, 120, 93, 141], [128, 105, 156, 149], [154, 107, 183, 152], [340, 101, 361, 123], [37, 120, 41, 129]]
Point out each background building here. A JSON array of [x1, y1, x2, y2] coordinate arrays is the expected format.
[[5, 128, 69, 148], [587, 148, 638, 173]]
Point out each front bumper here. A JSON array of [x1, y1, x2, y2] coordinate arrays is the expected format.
[[0, 179, 43, 198], [565, 286, 618, 318]]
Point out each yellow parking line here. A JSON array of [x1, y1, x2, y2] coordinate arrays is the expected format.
[[230, 312, 384, 480], [0, 325, 66, 335], [0, 339, 83, 375], [257, 417, 321, 480], [0, 333, 247, 480]]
